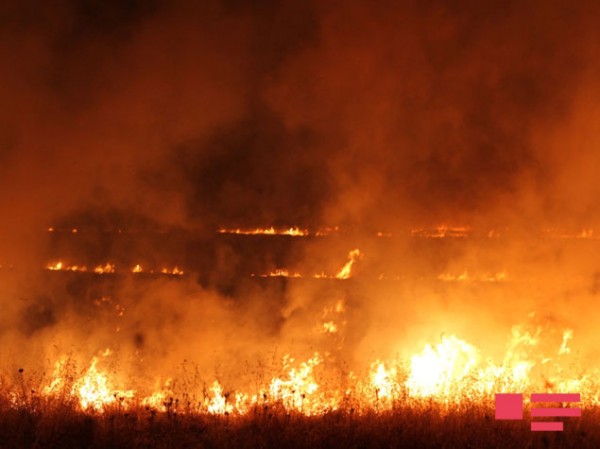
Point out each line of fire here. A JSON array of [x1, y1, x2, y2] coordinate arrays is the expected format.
[[2, 1, 600, 448]]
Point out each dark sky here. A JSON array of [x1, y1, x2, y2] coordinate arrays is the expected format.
[[1, 0, 600, 256]]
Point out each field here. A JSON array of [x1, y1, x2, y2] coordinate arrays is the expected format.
[[0, 398, 596, 449]]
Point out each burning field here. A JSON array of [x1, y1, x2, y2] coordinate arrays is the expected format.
[[2, 0, 600, 448]]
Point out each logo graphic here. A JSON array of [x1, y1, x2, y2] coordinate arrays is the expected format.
[[495, 393, 581, 431]]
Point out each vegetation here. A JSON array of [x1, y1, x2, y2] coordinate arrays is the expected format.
[[0, 397, 596, 449]]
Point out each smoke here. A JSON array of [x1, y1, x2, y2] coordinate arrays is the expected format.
[[1, 0, 600, 391]]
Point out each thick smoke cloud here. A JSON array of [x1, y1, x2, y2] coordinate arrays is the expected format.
[[1, 0, 600, 391], [2, 0, 599, 241]]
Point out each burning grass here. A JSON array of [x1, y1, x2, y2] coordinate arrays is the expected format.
[[1, 394, 599, 449], [0, 334, 597, 449]]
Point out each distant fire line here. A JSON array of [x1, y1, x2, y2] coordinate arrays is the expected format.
[[44, 261, 184, 276]]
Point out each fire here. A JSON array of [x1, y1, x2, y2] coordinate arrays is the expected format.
[[46, 261, 88, 272], [132, 264, 143, 273], [410, 225, 470, 239], [255, 269, 302, 278], [268, 353, 338, 414], [161, 266, 184, 276], [206, 381, 234, 414], [542, 227, 600, 239], [74, 356, 133, 411], [336, 249, 362, 279], [27, 319, 594, 416], [43, 350, 134, 412], [406, 335, 479, 398], [94, 263, 115, 274], [217, 226, 309, 236], [318, 298, 346, 334], [437, 271, 508, 282], [315, 226, 340, 236], [250, 251, 363, 279]]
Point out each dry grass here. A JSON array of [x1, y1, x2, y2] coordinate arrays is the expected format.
[[0, 397, 597, 449]]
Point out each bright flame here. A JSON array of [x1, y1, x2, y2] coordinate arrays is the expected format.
[[161, 266, 184, 276], [411, 225, 470, 238], [30, 322, 594, 416], [336, 249, 362, 279], [46, 261, 88, 272], [406, 335, 479, 398], [94, 263, 115, 274], [217, 226, 309, 236]]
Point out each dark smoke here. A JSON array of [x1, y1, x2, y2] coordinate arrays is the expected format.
[[1, 0, 600, 390]]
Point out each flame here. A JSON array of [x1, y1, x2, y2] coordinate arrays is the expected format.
[[315, 226, 340, 236], [43, 350, 134, 412], [336, 249, 362, 279], [94, 263, 115, 274], [406, 336, 480, 398], [542, 227, 600, 239], [217, 226, 309, 236], [251, 251, 363, 280], [411, 225, 470, 238], [256, 269, 302, 278], [29, 320, 595, 416], [132, 264, 143, 273], [46, 261, 88, 272], [437, 271, 508, 282], [74, 357, 133, 411], [368, 361, 400, 403], [268, 353, 338, 414], [161, 266, 184, 276]]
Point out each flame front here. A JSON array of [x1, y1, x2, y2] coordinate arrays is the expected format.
[[23, 319, 593, 416]]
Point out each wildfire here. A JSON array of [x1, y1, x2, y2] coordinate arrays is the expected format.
[[542, 228, 600, 240], [253, 269, 302, 278], [437, 271, 508, 282], [43, 350, 134, 412], [161, 266, 184, 276], [217, 226, 309, 236], [94, 263, 116, 274], [410, 225, 470, 239], [335, 249, 362, 279], [406, 335, 479, 398], [25, 319, 593, 416], [46, 261, 88, 272]]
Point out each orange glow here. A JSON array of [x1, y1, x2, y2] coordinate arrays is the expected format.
[[161, 266, 184, 276], [46, 261, 88, 272], [437, 271, 508, 282], [410, 225, 470, 238], [217, 226, 309, 236], [94, 263, 116, 274], [335, 249, 362, 279], [28, 319, 596, 416], [542, 228, 600, 240]]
